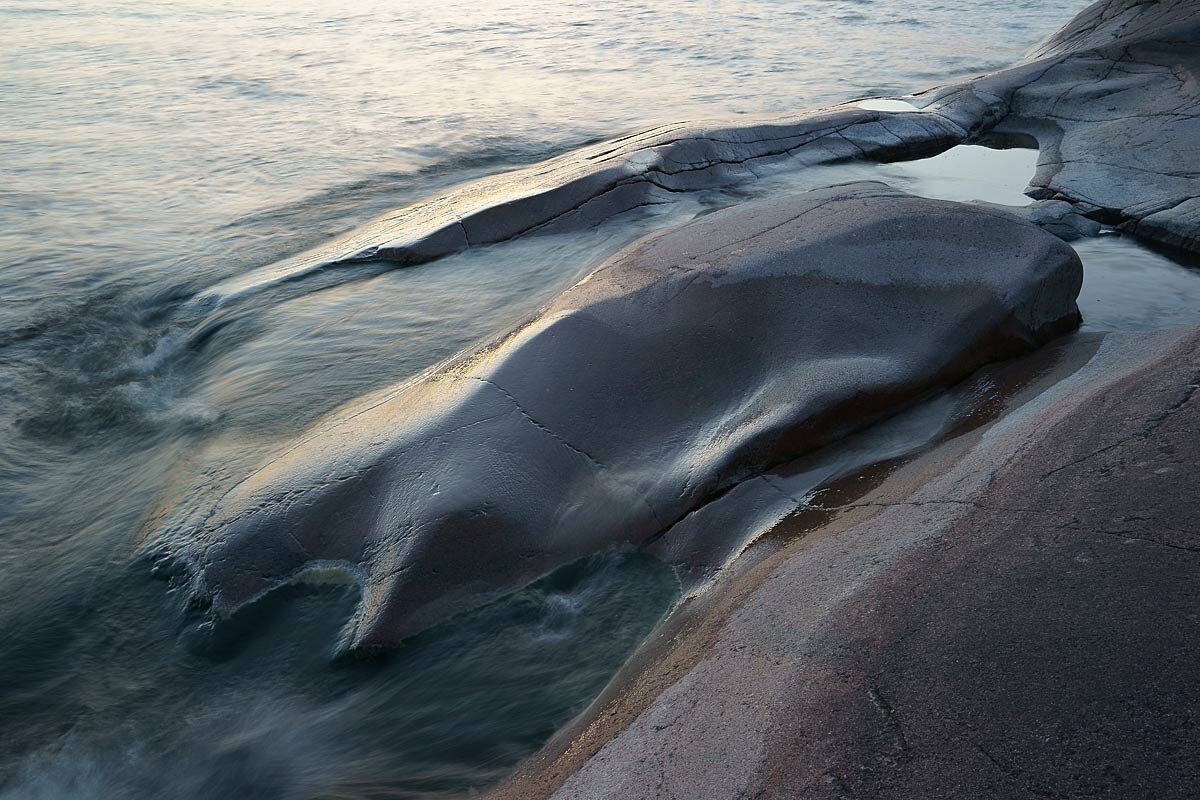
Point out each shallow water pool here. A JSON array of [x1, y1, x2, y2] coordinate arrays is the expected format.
[[859, 144, 1200, 331]]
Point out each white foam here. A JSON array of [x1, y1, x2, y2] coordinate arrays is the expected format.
[[857, 98, 921, 112]]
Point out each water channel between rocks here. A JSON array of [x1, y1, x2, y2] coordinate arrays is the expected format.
[[655, 136, 1200, 594], [810, 136, 1200, 332]]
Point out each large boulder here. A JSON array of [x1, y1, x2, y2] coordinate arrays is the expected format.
[[156, 183, 1082, 648]]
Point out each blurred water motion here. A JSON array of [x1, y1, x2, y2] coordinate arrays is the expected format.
[[0, 0, 1097, 796]]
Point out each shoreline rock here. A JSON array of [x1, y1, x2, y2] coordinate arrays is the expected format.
[[145, 0, 1200, 794], [492, 323, 1200, 800], [926, 0, 1200, 255], [483, 1, 1200, 792], [157, 183, 1082, 648]]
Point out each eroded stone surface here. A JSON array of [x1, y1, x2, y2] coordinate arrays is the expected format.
[[154, 184, 1081, 647], [499, 4, 1200, 793], [198, 110, 964, 307], [925, 0, 1200, 252]]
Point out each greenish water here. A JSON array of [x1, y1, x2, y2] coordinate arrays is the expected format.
[[3, 552, 678, 799]]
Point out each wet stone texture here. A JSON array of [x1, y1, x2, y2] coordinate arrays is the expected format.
[[752, 327, 1200, 799], [156, 183, 1082, 648], [201, 0, 1200, 308], [924, 0, 1200, 254], [145, 0, 1200, 795], [510, 0, 1200, 792]]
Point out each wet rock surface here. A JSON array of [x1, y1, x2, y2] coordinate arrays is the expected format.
[[488, 2, 1200, 794], [200, 110, 964, 306], [928, 0, 1200, 254], [156, 183, 1081, 647], [525, 326, 1200, 800], [143, 0, 1200, 794]]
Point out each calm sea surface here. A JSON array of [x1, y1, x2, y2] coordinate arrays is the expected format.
[[1, 1, 1091, 797]]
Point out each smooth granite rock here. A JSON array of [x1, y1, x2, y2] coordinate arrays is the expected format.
[[922, 0, 1200, 253], [139, 1, 1200, 793], [478, 4, 1200, 794], [156, 183, 1081, 647], [532, 324, 1200, 800], [197, 111, 964, 307], [993, 198, 1104, 241]]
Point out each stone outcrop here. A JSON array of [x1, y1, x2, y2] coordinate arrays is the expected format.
[[153, 183, 1081, 648], [926, 0, 1200, 254], [197, 110, 963, 307], [147, 0, 1200, 792], [515, 324, 1200, 800], [474, 2, 1200, 795]]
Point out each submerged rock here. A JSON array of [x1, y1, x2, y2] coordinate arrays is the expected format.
[[158, 183, 1081, 647], [198, 110, 964, 307]]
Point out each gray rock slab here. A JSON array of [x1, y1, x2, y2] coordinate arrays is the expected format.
[[154, 183, 1081, 648], [924, 0, 1200, 253], [196, 111, 964, 308]]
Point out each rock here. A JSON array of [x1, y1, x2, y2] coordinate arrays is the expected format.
[[197, 110, 964, 308], [480, 3, 1200, 793], [155, 183, 1081, 647], [648, 386, 972, 594], [995, 198, 1103, 241], [523, 324, 1200, 800], [1124, 196, 1200, 254], [923, 0, 1200, 254]]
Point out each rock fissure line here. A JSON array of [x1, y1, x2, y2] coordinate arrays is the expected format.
[[1040, 368, 1200, 480], [467, 376, 609, 471], [865, 680, 911, 760]]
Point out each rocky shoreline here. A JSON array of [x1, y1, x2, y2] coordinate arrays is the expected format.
[[477, 3, 1200, 793], [196, 0, 1198, 309], [170, 182, 1083, 649], [147, 0, 1200, 795]]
